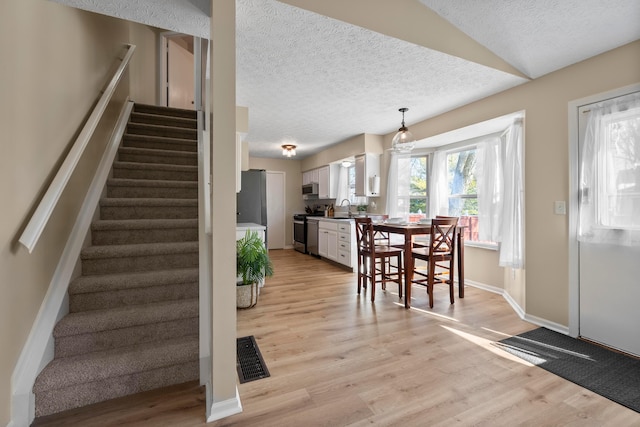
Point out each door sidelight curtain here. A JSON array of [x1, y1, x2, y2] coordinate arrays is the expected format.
[[579, 92, 640, 246]]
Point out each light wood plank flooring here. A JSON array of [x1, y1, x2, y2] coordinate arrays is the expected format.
[[34, 249, 640, 426]]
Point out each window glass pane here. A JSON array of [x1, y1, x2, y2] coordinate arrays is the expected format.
[[602, 108, 640, 228], [447, 149, 477, 196], [409, 198, 426, 214], [446, 149, 485, 243], [409, 157, 427, 196], [348, 166, 367, 206], [408, 155, 428, 219]]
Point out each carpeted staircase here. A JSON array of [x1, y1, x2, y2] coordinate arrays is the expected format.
[[33, 104, 200, 418]]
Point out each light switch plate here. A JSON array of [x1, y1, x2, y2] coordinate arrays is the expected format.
[[554, 201, 566, 215]]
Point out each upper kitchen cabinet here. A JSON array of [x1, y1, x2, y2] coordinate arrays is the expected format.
[[302, 168, 319, 185], [355, 153, 380, 197], [318, 164, 339, 199]]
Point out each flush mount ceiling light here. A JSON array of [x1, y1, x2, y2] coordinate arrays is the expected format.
[[391, 107, 415, 153], [341, 160, 352, 168], [281, 144, 296, 157]]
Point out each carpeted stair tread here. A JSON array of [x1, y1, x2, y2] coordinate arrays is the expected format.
[[100, 197, 197, 208], [106, 178, 197, 189], [126, 122, 197, 140], [117, 146, 197, 166], [81, 241, 198, 259], [122, 133, 197, 152], [91, 218, 197, 231], [106, 178, 197, 199], [33, 335, 198, 393], [113, 161, 198, 174], [130, 112, 197, 129], [91, 218, 198, 246], [118, 146, 197, 159], [133, 103, 197, 119], [99, 198, 198, 220], [53, 298, 198, 337], [69, 268, 198, 295]]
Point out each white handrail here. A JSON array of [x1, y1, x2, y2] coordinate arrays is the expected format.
[[19, 44, 136, 253]]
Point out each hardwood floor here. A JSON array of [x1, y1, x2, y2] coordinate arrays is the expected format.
[[33, 249, 639, 426]]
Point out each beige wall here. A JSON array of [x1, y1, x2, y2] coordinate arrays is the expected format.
[[249, 157, 304, 247], [129, 24, 160, 105], [301, 133, 383, 172], [0, 1, 156, 423], [391, 40, 640, 326]]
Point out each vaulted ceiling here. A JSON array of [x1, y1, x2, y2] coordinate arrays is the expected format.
[[52, 0, 640, 158]]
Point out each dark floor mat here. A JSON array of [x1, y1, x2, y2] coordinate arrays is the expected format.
[[237, 335, 270, 384], [497, 327, 640, 413]]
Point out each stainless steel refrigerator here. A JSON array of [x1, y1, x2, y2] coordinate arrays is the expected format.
[[236, 169, 267, 241]]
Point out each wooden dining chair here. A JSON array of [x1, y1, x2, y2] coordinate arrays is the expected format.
[[354, 217, 403, 302], [409, 217, 458, 308]]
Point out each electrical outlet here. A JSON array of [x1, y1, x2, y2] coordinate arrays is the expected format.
[[554, 201, 566, 215]]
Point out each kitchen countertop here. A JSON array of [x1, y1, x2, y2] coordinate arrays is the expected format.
[[237, 223, 266, 230], [316, 217, 353, 223]]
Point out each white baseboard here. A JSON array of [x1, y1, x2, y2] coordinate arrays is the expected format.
[[523, 314, 569, 335], [463, 279, 568, 335], [206, 386, 243, 423]]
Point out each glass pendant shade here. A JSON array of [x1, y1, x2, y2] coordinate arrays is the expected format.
[[391, 107, 415, 153], [391, 127, 415, 153]]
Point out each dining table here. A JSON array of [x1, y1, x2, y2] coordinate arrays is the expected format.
[[372, 222, 465, 309]]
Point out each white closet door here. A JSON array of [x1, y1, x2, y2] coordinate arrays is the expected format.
[[266, 171, 285, 249]]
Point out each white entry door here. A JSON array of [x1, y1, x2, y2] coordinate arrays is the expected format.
[[266, 171, 286, 249], [577, 90, 640, 356]]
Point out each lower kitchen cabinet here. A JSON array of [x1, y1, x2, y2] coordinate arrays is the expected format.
[[318, 221, 338, 262], [318, 220, 355, 269]]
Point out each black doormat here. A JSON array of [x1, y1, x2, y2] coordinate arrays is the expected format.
[[237, 335, 270, 384], [497, 327, 640, 413]]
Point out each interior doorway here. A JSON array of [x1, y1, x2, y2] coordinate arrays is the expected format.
[[159, 32, 195, 110]]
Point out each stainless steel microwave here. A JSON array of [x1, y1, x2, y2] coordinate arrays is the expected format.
[[302, 182, 318, 198]]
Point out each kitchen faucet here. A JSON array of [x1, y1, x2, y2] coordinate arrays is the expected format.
[[340, 199, 352, 217]]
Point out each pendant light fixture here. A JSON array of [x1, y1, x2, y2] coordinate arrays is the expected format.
[[391, 107, 415, 153], [281, 144, 296, 157]]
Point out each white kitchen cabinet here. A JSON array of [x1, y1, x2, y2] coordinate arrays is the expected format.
[[319, 220, 355, 269], [317, 164, 339, 199], [336, 221, 355, 268], [303, 168, 319, 185], [318, 220, 338, 262], [302, 170, 316, 185], [318, 166, 330, 198], [355, 153, 381, 197]]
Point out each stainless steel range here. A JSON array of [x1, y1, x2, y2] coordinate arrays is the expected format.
[[293, 213, 324, 254], [293, 214, 307, 253]]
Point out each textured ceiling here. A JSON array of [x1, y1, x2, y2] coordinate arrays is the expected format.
[[51, 0, 640, 159], [51, 0, 211, 38], [236, 0, 527, 158], [420, 0, 640, 79]]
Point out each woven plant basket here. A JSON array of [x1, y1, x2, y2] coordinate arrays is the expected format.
[[237, 282, 259, 309]]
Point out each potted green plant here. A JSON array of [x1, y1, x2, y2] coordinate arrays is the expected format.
[[357, 204, 368, 216], [236, 230, 274, 308]]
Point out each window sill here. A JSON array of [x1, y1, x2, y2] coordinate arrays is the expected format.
[[464, 241, 498, 251]]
